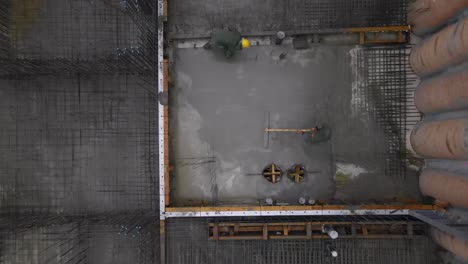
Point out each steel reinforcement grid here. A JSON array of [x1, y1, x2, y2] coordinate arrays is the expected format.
[[0, 0, 425, 263], [0, 0, 160, 263], [355, 46, 421, 180]]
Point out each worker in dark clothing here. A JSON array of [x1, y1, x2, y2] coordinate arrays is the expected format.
[[203, 30, 251, 58], [308, 124, 332, 144]]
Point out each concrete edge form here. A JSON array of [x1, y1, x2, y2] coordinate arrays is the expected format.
[[165, 209, 411, 218], [158, 0, 167, 263], [164, 205, 438, 218], [158, 0, 166, 219]]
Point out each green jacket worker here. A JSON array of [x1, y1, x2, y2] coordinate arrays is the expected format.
[[308, 125, 331, 144], [204, 30, 251, 58]]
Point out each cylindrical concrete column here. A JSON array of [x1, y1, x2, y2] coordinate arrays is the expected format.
[[415, 70, 468, 114], [408, 0, 468, 36], [420, 169, 468, 208], [410, 18, 468, 77], [410, 119, 468, 160], [431, 228, 468, 262]]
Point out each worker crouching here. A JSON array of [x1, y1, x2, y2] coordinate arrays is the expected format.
[[204, 29, 250, 58]]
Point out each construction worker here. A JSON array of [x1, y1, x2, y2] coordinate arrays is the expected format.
[[204, 29, 251, 58], [309, 124, 332, 144]]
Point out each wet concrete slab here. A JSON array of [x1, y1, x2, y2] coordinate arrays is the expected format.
[[169, 45, 421, 206]]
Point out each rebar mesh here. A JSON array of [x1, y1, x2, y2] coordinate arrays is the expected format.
[[169, 0, 408, 38], [355, 46, 421, 179], [0, 212, 159, 264], [0, 76, 158, 214], [167, 217, 436, 264], [0, 0, 157, 78], [0, 0, 159, 263], [0, 0, 430, 263]]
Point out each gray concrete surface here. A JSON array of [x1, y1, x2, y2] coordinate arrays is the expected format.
[[170, 45, 421, 205]]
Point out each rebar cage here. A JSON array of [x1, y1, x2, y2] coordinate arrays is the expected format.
[[0, 0, 431, 263]]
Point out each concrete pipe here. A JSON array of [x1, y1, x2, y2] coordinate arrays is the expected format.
[[408, 0, 468, 36], [415, 69, 468, 114], [410, 119, 468, 159], [322, 225, 339, 239], [420, 169, 468, 208], [431, 228, 468, 261], [410, 18, 468, 77]]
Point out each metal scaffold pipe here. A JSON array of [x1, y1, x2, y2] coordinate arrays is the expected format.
[[408, 0, 468, 36], [410, 18, 468, 77], [415, 69, 468, 114], [420, 169, 468, 208]]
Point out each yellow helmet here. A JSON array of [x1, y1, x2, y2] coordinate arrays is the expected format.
[[241, 38, 251, 49]]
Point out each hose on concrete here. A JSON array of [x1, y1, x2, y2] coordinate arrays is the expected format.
[[408, 0, 468, 36], [410, 18, 468, 77]]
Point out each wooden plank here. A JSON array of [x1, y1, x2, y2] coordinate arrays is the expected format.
[[215, 236, 263, 240], [350, 25, 410, 33], [407, 223, 414, 238], [213, 224, 219, 240], [166, 204, 437, 212], [160, 220, 166, 264], [359, 32, 365, 45], [212, 234, 423, 241], [164, 106, 170, 206], [262, 224, 268, 240], [163, 0, 168, 17], [211, 221, 422, 227], [362, 225, 368, 236], [163, 59, 170, 206], [163, 59, 169, 91], [269, 235, 325, 239], [209, 220, 424, 241]]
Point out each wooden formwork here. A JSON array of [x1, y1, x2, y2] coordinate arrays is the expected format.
[[208, 221, 425, 240]]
